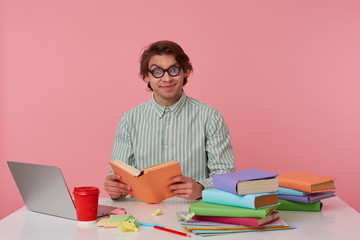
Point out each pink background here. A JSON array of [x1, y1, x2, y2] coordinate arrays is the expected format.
[[1, 0, 359, 220]]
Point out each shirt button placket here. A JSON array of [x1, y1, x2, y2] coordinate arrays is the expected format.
[[165, 108, 170, 157]]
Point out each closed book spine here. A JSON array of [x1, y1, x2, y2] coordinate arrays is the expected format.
[[202, 189, 279, 209]]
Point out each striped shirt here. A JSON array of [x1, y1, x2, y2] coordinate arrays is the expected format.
[[110, 91, 235, 189]]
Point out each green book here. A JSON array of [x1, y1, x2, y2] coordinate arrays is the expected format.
[[189, 200, 276, 218], [277, 199, 322, 212]]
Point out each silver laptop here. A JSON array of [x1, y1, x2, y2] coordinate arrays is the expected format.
[[7, 161, 117, 220]]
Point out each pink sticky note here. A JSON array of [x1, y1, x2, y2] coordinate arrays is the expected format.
[[110, 208, 127, 215]]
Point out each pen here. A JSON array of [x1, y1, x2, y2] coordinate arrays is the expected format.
[[139, 222, 165, 228], [154, 225, 191, 237]]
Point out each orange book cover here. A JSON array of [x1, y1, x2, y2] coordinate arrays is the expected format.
[[109, 160, 182, 204], [277, 172, 336, 193]]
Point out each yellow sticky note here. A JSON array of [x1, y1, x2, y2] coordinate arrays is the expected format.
[[151, 209, 162, 216], [96, 218, 117, 227], [179, 211, 195, 222], [116, 221, 139, 232]]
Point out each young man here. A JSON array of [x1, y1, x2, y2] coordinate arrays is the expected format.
[[104, 40, 235, 200]]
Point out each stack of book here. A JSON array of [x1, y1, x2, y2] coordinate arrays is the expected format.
[[276, 172, 336, 211], [178, 169, 295, 236]]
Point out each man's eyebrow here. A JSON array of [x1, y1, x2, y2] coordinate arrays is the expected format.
[[149, 64, 160, 69], [149, 63, 178, 69]]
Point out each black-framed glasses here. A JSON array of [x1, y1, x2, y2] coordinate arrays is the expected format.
[[148, 65, 182, 78]]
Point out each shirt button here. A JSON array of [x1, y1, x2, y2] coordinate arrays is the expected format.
[[165, 145, 168, 149], [166, 125, 169, 129]]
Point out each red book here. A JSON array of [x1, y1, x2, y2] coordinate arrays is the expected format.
[[188, 211, 279, 227]]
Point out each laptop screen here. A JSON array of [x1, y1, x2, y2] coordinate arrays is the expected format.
[[8, 161, 78, 220]]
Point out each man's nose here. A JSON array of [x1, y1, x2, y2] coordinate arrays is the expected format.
[[161, 71, 173, 81]]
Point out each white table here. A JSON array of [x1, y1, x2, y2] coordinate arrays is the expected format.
[[1, 197, 359, 240]]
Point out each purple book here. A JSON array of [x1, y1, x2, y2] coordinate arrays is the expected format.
[[278, 191, 336, 203], [213, 169, 278, 195]]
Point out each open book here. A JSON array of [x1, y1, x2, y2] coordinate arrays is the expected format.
[[109, 160, 182, 204]]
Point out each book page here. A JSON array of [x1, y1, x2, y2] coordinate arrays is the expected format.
[[143, 160, 177, 173], [113, 160, 141, 176], [311, 181, 335, 191]]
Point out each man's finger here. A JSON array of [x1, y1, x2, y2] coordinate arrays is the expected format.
[[108, 174, 120, 180], [168, 175, 187, 184]]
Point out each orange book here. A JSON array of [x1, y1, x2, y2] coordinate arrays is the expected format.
[[277, 172, 336, 193], [109, 160, 182, 204]]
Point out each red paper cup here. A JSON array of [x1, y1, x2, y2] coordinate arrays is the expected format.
[[73, 186, 99, 222]]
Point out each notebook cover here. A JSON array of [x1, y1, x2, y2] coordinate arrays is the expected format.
[[185, 218, 295, 233], [179, 211, 279, 227]]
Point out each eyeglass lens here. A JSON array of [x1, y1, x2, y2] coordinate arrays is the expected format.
[[149, 66, 181, 78]]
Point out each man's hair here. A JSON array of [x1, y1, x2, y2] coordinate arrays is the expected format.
[[139, 40, 193, 91]]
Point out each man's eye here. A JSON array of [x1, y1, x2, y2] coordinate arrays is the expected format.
[[154, 69, 162, 74]]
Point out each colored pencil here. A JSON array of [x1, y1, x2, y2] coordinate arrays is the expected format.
[[139, 222, 165, 228], [154, 225, 191, 237]]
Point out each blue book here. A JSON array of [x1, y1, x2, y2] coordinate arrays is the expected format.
[[278, 187, 314, 196], [213, 169, 279, 195], [202, 189, 279, 209]]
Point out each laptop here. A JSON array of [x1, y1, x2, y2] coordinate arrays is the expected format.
[[7, 161, 117, 220]]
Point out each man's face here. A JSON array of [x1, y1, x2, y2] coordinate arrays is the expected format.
[[145, 54, 187, 107]]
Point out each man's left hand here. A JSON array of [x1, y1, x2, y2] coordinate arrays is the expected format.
[[166, 176, 204, 200]]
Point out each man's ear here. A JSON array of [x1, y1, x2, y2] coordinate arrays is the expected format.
[[183, 69, 190, 79], [144, 75, 150, 83]]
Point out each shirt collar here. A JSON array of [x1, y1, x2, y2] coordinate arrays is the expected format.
[[152, 91, 187, 118]]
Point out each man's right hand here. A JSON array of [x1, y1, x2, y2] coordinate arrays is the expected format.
[[104, 174, 132, 199]]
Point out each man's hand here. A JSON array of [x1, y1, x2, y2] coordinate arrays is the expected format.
[[166, 176, 204, 200], [104, 174, 132, 199]]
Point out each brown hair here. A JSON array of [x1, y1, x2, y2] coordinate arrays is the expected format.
[[139, 40, 193, 90]]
